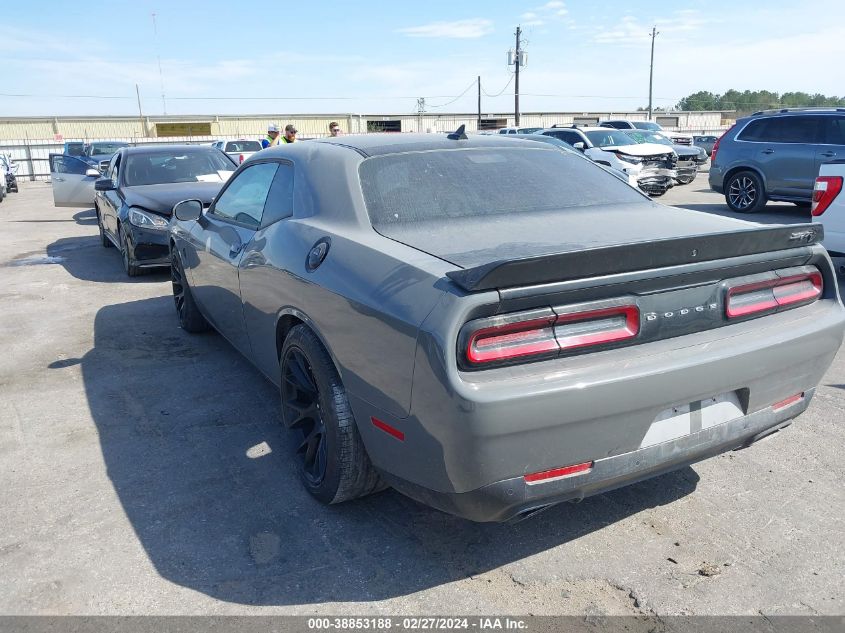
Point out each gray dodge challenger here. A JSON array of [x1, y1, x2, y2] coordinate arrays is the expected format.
[[168, 132, 845, 522]]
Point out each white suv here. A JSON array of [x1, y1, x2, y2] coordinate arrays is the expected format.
[[537, 126, 678, 196], [599, 119, 694, 146]]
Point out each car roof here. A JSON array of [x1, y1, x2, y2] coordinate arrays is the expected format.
[[748, 107, 845, 117], [540, 126, 606, 133], [265, 133, 533, 157]]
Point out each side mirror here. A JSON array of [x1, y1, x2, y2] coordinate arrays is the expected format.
[[85, 168, 100, 178], [98, 160, 110, 172], [573, 142, 585, 151], [173, 199, 203, 221], [94, 178, 115, 191]]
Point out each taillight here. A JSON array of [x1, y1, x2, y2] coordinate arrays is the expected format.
[[239, 154, 245, 163], [726, 271, 823, 319], [811, 176, 843, 216], [710, 124, 734, 166], [524, 461, 593, 484], [463, 304, 640, 368]]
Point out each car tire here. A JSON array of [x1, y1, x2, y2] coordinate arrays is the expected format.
[[725, 170, 767, 213], [119, 226, 141, 277], [280, 325, 384, 505], [170, 250, 210, 333], [97, 207, 113, 248]]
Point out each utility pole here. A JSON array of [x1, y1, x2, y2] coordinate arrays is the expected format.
[[514, 26, 522, 126], [648, 26, 659, 121], [416, 97, 426, 132], [135, 84, 145, 138], [477, 76, 481, 130]]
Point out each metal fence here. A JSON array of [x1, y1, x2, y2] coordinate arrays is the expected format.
[[1, 127, 728, 182]]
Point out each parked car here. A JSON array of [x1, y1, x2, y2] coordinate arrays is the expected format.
[[0, 155, 17, 193], [508, 133, 639, 188], [599, 119, 694, 146], [168, 131, 845, 522], [693, 135, 719, 156], [63, 141, 85, 157], [537, 126, 677, 196], [49, 154, 102, 207], [0, 163, 6, 203], [709, 108, 845, 213], [498, 127, 543, 135], [94, 145, 236, 276], [812, 160, 845, 256], [81, 141, 130, 167], [624, 130, 707, 185], [211, 139, 263, 164]]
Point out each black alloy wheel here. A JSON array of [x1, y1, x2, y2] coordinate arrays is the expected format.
[[170, 251, 210, 333], [280, 325, 384, 504], [726, 171, 766, 213], [282, 347, 328, 487]]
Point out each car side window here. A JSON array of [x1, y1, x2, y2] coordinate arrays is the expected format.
[[739, 117, 818, 143], [821, 117, 845, 145], [212, 162, 278, 228], [261, 162, 295, 227], [52, 155, 89, 175], [772, 116, 819, 143]]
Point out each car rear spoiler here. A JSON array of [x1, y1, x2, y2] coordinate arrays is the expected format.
[[446, 223, 823, 292]]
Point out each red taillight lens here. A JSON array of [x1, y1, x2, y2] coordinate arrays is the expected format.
[[524, 461, 593, 484], [710, 124, 734, 166], [466, 315, 558, 364], [239, 154, 245, 163], [811, 176, 843, 216], [464, 304, 639, 367], [554, 305, 640, 351], [726, 272, 823, 319]]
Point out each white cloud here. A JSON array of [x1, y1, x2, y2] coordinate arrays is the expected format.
[[520, 1, 569, 28], [397, 19, 493, 39], [593, 10, 709, 45]]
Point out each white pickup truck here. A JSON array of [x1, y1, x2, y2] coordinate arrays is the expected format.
[[812, 160, 845, 257]]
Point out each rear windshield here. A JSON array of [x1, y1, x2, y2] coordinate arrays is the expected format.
[[359, 147, 645, 226], [124, 151, 235, 186], [633, 122, 661, 131], [89, 143, 128, 156], [225, 140, 262, 152]]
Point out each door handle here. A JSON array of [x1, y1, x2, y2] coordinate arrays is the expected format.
[[229, 243, 243, 258], [820, 151, 836, 157], [54, 177, 65, 182], [761, 148, 775, 154]]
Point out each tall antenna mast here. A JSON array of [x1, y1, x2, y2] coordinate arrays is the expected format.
[[152, 12, 167, 115]]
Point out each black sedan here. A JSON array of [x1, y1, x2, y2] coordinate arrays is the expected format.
[[168, 132, 843, 522], [94, 145, 236, 276]]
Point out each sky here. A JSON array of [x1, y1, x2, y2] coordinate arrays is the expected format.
[[1, 0, 844, 117]]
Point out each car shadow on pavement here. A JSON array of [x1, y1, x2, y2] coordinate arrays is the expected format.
[[46, 236, 169, 283], [81, 295, 701, 606], [73, 209, 98, 226]]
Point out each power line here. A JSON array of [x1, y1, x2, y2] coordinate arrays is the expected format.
[[427, 80, 478, 108], [481, 75, 514, 98]]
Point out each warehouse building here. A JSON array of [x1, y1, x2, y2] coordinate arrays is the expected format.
[[0, 111, 731, 180]]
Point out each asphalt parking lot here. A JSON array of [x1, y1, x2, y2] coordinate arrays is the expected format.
[[1, 176, 843, 617]]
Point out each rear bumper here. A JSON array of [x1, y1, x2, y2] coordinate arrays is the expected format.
[[709, 166, 725, 193], [353, 300, 844, 517], [382, 393, 812, 522]]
